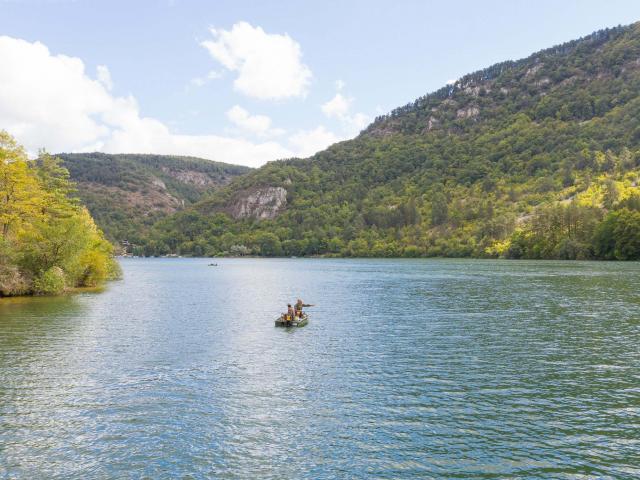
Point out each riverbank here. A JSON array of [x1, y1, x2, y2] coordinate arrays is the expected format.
[[0, 284, 109, 302], [118, 252, 638, 262]]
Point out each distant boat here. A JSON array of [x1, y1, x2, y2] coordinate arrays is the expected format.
[[208, 263, 218, 267], [275, 313, 308, 328]]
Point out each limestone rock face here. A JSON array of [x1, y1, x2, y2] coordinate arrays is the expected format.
[[524, 63, 543, 78], [160, 167, 220, 187], [151, 177, 167, 190], [426, 116, 440, 131], [230, 186, 287, 220], [456, 106, 480, 119], [534, 77, 551, 87], [463, 85, 481, 97]]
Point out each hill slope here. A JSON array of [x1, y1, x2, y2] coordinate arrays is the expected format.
[[59, 153, 251, 244], [146, 22, 640, 259]]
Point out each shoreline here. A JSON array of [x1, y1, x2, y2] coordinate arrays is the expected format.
[[0, 285, 108, 302], [116, 254, 637, 262]]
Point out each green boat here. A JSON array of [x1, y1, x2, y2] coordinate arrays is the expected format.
[[275, 313, 309, 328]]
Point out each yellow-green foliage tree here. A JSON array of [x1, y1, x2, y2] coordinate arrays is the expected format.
[[0, 132, 120, 296]]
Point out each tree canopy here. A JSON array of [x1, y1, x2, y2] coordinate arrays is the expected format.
[[0, 133, 120, 296]]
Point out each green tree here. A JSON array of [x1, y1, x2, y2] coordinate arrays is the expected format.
[[0, 132, 119, 296], [430, 191, 448, 226]]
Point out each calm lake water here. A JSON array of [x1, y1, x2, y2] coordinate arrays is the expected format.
[[1, 258, 639, 479]]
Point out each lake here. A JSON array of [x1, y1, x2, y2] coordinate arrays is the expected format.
[[1, 258, 639, 479]]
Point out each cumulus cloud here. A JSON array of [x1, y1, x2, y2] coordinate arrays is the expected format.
[[0, 36, 337, 168], [0, 36, 113, 153], [321, 89, 370, 135], [96, 65, 113, 91], [0, 37, 282, 166], [200, 22, 312, 100], [225, 105, 284, 137], [106, 121, 294, 167], [288, 126, 341, 158], [321, 93, 351, 118]]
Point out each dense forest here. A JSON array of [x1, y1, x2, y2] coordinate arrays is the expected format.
[[85, 23, 640, 260], [60, 153, 250, 245], [0, 133, 120, 296]]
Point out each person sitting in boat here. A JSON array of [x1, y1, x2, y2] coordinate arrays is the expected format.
[[286, 304, 295, 324], [295, 298, 313, 317]]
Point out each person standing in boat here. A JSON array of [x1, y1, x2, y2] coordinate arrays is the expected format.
[[295, 299, 313, 317]]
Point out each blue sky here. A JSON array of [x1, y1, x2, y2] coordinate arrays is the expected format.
[[1, 0, 640, 166]]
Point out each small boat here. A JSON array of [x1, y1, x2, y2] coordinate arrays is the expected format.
[[208, 263, 218, 266], [275, 313, 309, 328]]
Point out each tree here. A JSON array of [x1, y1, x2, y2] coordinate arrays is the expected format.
[[430, 191, 448, 226], [612, 209, 640, 260], [255, 232, 282, 256], [602, 179, 619, 209], [0, 132, 44, 239]]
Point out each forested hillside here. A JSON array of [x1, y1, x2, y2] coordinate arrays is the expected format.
[[60, 153, 251, 244], [0, 133, 120, 296], [140, 23, 640, 259]]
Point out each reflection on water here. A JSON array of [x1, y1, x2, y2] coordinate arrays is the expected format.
[[1, 258, 640, 478]]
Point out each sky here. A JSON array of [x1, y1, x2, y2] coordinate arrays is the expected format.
[[1, 0, 640, 167]]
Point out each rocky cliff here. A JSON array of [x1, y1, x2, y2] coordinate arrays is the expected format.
[[229, 186, 288, 220]]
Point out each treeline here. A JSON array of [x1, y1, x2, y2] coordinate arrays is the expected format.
[[505, 204, 640, 260], [0, 133, 120, 296], [132, 141, 640, 260]]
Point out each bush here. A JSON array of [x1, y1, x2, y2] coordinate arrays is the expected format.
[[33, 266, 66, 295], [0, 264, 32, 296], [107, 259, 123, 281], [78, 250, 111, 286], [403, 245, 422, 257], [554, 238, 591, 260]]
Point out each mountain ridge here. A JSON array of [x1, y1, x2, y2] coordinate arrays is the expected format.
[[83, 21, 640, 259], [59, 152, 251, 244], [366, 23, 631, 137]]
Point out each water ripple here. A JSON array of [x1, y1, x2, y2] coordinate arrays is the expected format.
[[1, 258, 639, 479]]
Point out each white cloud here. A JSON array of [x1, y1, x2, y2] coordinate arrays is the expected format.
[[227, 105, 270, 133], [0, 36, 113, 153], [105, 121, 294, 168], [0, 36, 336, 168], [288, 126, 341, 158], [225, 105, 284, 137], [335, 79, 345, 91], [321, 93, 351, 118], [321, 91, 370, 135], [0, 37, 276, 166], [190, 70, 221, 87], [96, 65, 113, 91], [200, 22, 312, 100]]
